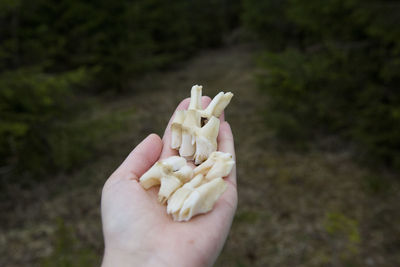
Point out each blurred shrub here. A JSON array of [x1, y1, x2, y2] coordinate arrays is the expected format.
[[46, 108, 132, 174], [242, 0, 296, 49], [0, 0, 239, 91], [0, 0, 240, 183], [0, 68, 89, 182], [243, 0, 400, 169], [0, 73, 133, 185]]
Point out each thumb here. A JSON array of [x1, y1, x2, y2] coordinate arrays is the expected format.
[[111, 134, 163, 181]]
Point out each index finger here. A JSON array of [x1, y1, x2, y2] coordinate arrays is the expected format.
[[217, 121, 237, 186], [110, 133, 163, 181]]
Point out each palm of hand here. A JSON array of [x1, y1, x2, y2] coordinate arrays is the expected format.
[[101, 97, 237, 267]]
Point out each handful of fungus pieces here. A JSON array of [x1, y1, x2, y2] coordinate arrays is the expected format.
[[172, 85, 233, 164], [140, 85, 235, 221]]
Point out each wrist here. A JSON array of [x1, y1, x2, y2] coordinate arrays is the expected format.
[[101, 248, 178, 267], [102, 247, 157, 267], [101, 246, 207, 267]]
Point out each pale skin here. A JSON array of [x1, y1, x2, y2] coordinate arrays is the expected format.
[[101, 97, 237, 267]]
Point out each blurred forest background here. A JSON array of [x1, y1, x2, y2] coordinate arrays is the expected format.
[[1, 0, 399, 266]]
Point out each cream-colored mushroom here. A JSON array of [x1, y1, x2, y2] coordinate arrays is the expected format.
[[167, 151, 235, 221], [162, 156, 187, 171], [158, 175, 182, 204], [194, 151, 235, 180], [139, 85, 236, 222], [188, 85, 233, 119], [173, 165, 194, 183], [188, 85, 202, 111], [174, 177, 227, 222], [201, 91, 234, 119], [170, 85, 233, 164], [193, 116, 220, 165], [171, 110, 185, 149], [167, 174, 204, 218], [139, 156, 185, 189], [179, 110, 200, 158], [139, 156, 193, 204]]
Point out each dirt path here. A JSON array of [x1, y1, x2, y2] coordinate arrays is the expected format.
[[1, 44, 399, 266]]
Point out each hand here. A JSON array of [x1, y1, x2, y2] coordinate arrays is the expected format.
[[101, 97, 237, 267]]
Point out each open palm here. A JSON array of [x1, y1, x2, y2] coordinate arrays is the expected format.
[[101, 97, 237, 267]]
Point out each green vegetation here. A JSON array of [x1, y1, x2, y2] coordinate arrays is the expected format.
[[0, 67, 88, 183], [0, 69, 133, 185], [0, 0, 239, 90], [243, 0, 400, 170], [234, 210, 260, 224], [41, 219, 99, 267], [0, 0, 240, 182], [324, 212, 360, 245], [4, 0, 396, 184], [324, 211, 361, 261], [2, 32, 400, 267]]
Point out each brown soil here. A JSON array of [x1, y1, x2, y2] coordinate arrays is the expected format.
[[1, 43, 399, 267]]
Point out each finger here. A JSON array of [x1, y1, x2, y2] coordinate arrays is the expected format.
[[217, 121, 237, 186], [219, 110, 225, 121], [160, 96, 212, 159], [201, 96, 212, 109], [113, 134, 163, 180], [201, 96, 212, 111]]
